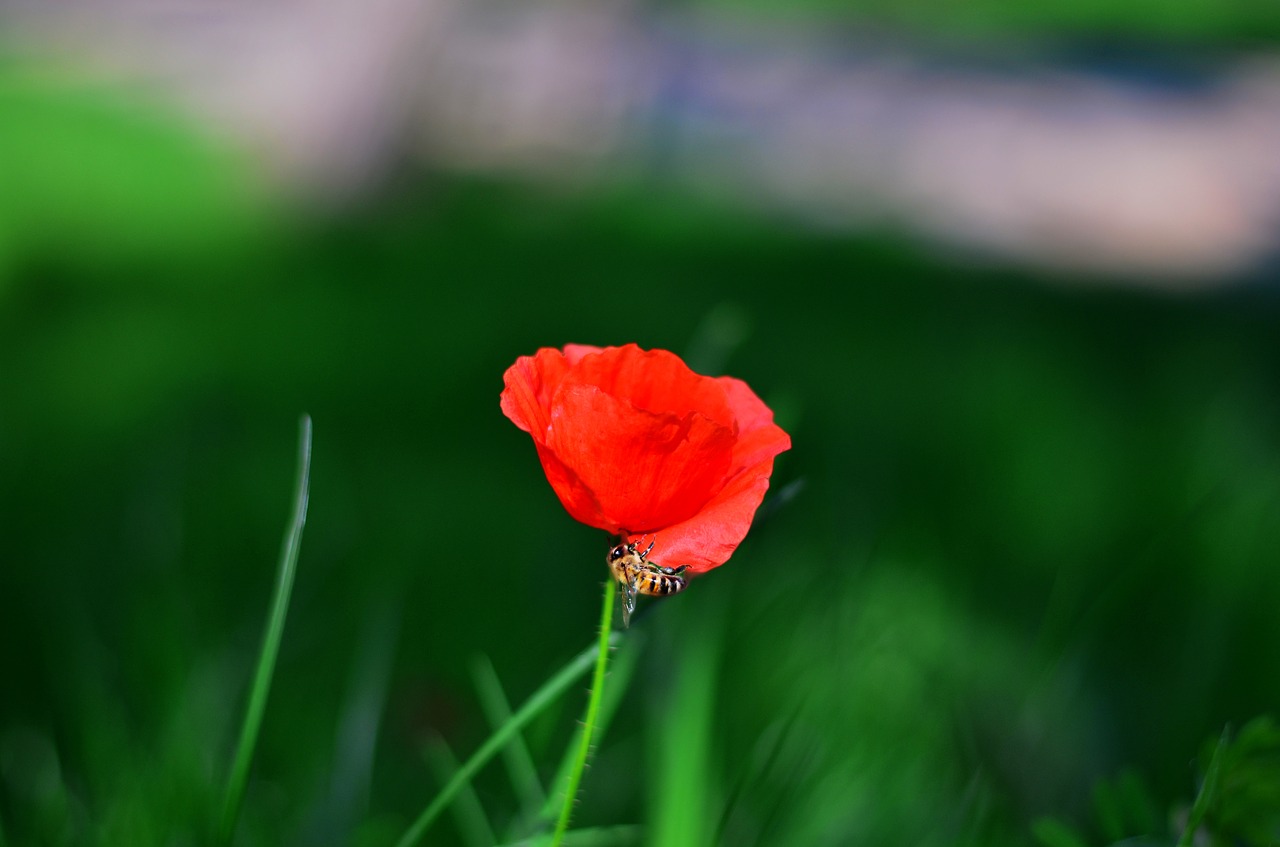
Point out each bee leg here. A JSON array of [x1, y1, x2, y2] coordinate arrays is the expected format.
[[639, 537, 655, 560], [657, 564, 689, 576]]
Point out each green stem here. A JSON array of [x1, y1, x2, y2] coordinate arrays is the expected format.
[[539, 631, 640, 825], [551, 579, 615, 846], [394, 623, 621, 847], [1176, 725, 1230, 847], [218, 415, 312, 845], [495, 824, 642, 847]]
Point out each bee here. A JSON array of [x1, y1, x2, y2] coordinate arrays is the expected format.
[[607, 537, 690, 627]]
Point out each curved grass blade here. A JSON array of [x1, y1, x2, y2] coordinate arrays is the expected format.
[[424, 733, 497, 847], [301, 594, 401, 842], [1176, 725, 1230, 847], [712, 703, 803, 845], [218, 415, 312, 845], [472, 653, 547, 821], [393, 628, 623, 847]]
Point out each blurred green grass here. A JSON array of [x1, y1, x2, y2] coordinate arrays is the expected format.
[[3, 55, 1280, 847], [684, 0, 1280, 44]]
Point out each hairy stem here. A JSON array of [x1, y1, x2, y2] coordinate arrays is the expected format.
[[551, 579, 616, 846]]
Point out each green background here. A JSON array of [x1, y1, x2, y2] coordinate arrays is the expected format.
[[2, 27, 1280, 845]]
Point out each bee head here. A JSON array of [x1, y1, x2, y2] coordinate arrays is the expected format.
[[608, 544, 626, 563]]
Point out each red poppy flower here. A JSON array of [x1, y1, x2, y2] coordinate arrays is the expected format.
[[500, 343, 791, 574]]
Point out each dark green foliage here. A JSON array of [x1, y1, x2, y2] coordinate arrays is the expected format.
[[1032, 719, 1280, 847], [1194, 717, 1280, 846]]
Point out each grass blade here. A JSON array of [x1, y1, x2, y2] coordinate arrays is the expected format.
[[301, 594, 401, 842], [1176, 725, 1230, 847], [393, 627, 622, 847], [713, 704, 803, 845], [649, 594, 723, 847], [218, 414, 312, 844], [472, 653, 547, 820], [424, 734, 498, 847]]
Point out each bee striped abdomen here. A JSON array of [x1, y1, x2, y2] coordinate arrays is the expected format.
[[637, 569, 685, 596]]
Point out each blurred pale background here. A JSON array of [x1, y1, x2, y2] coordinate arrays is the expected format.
[[6, 0, 1280, 278]]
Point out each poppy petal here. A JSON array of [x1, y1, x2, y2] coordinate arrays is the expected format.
[[548, 383, 735, 532], [500, 345, 602, 438], [631, 422, 789, 572], [571, 345, 734, 428]]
